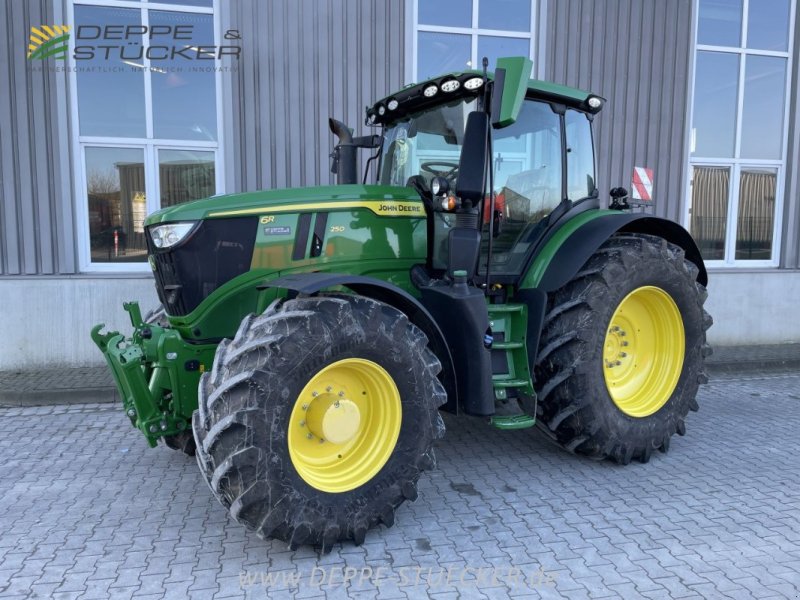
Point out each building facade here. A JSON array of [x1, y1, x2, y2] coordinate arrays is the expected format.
[[1, 0, 798, 368]]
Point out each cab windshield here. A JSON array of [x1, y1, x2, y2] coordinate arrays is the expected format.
[[379, 98, 596, 275], [379, 98, 568, 214], [379, 98, 477, 187]]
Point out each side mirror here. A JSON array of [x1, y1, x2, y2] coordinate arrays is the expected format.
[[456, 111, 489, 206]]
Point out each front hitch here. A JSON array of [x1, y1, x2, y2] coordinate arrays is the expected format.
[[91, 301, 216, 448], [123, 301, 145, 328]]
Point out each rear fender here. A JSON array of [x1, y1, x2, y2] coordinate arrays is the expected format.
[[521, 213, 707, 293]]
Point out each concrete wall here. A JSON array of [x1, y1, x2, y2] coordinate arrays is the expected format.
[[4, 268, 796, 370], [705, 271, 800, 346], [0, 277, 158, 369]]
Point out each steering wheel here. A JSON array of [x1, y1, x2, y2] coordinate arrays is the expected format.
[[420, 161, 459, 181]]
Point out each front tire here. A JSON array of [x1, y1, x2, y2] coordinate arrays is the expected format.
[[534, 233, 712, 464], [192, 294, 446, 550]]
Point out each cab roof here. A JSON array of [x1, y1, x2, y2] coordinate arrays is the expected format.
[[366, 69, 604, 127]]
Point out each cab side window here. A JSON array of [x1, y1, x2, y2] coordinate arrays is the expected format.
[[565, 109, 597, 201], [482, 100, 562, 276], [493, 101, 563, 224]]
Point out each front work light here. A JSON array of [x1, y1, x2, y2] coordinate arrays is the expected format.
[[587, 96, 603, 109], [464, 77, 484, 90], [441, 79, 460, 93], [150, 222, 196, 249], [423, 84, 438, 97]]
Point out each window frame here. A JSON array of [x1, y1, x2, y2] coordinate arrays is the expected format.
[[410, 0, 539, 82], [684, 0, 797, 268], [68, 0, 225, 273]]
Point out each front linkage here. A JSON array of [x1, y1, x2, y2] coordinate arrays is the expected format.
[[91, 302, 215, 447]]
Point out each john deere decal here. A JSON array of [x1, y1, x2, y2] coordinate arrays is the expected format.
[[27, 25, 71, 60]]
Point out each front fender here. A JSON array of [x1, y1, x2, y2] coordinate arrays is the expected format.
[[258, 273, 459, 413]]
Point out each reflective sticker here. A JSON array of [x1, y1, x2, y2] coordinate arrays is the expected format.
[[632, 167, 654, 201]]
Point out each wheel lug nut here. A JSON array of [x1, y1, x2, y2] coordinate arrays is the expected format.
[[307, 433, 313, 439], [615, 360, 622, 366], [302, 404, 308, 410], [338, 391, 345, 397], [334, 401, 340, 408], [622, 341, 629, 346], [326, 386, 332, 392], [300, 420, 305, 427], [312, 391, 318, 397], [620, 352, 627, 358], [320, 438, 325, 444]]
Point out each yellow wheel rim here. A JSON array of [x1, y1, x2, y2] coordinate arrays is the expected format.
[[288, 358, 402, 493], [603, 286, 685, 418]]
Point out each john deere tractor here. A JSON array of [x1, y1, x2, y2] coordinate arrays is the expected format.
[[92, 57, 711, 551]]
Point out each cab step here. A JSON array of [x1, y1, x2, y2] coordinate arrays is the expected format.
[[491, 377, 531, 388], [486, 304, 525, 314], [491, 340, 524, 350], [487, 302, 534, 399], [490, 414, 536, 430]]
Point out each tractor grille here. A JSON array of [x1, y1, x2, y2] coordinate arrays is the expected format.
[[147, 217, 258, 317]]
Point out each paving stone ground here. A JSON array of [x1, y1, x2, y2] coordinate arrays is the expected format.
[[0, 371, 798, 599]]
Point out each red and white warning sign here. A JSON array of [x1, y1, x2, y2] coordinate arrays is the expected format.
[[631, 167, 654, 201]]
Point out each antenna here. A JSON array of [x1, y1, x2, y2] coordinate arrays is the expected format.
[[478, 56, 489, 111]]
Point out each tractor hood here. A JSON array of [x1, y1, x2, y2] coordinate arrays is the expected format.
[[145, 184, 423, 226]]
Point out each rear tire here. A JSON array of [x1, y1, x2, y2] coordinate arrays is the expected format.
[[533, 233, 712, 464], [192, 294, 446, 551]]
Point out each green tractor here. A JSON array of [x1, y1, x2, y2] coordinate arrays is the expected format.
[[92, 57, 711, 551]]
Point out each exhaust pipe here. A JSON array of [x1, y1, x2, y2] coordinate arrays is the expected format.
[[329, 118, 357, 185]]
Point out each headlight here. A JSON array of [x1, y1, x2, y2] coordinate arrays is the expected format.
[[431, 176, 449, 196], [150, 222, 195, 249]]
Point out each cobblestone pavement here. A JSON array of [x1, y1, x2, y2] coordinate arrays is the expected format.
[[0, 372, 799, 599]]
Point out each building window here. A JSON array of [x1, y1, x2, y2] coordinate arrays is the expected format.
[[413, 0, 537, 81], [687, 0, 796, 266], [70, 0, 221, 271]]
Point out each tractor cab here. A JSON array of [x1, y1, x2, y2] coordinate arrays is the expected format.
[[356, 57, 603, 287], [325, 58, 606, 419]]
